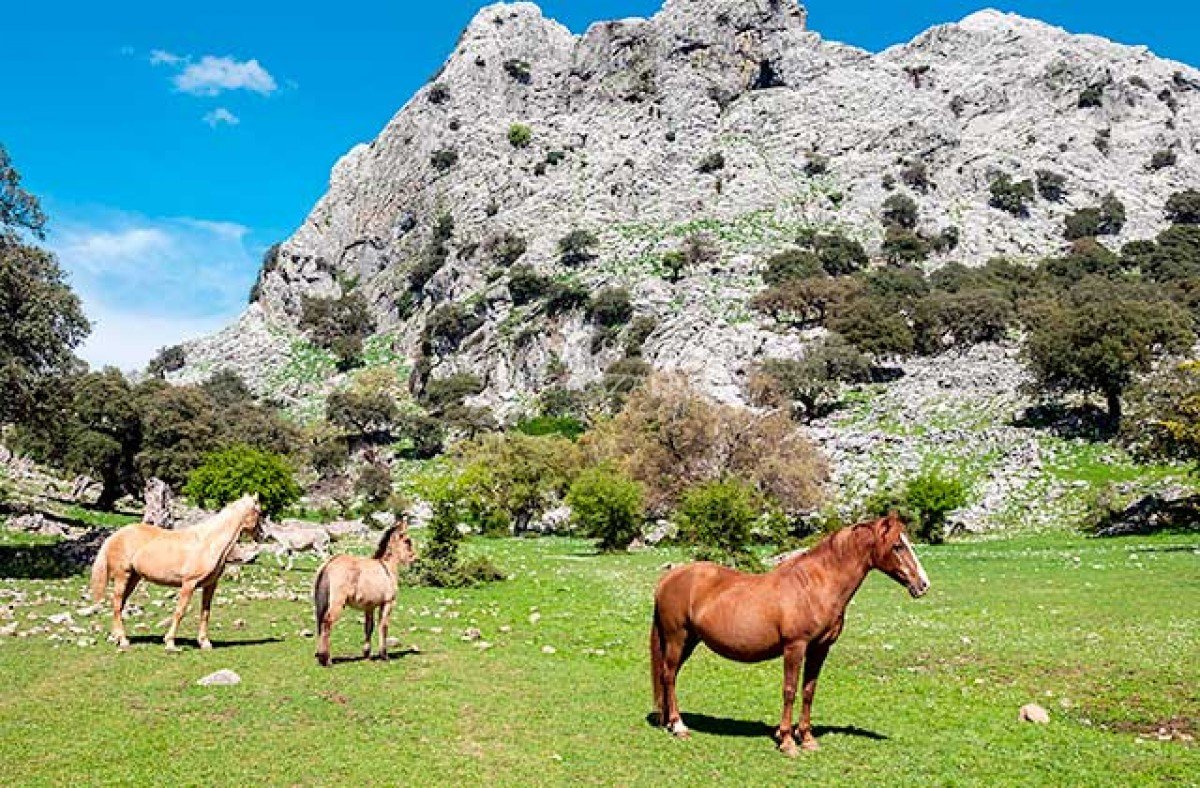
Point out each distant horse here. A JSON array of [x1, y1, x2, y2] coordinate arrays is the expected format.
[[650, 512, 930, 756], [313, 524, 416, 666], [89, 494, 263, 651], [263, 521, 331, 570]]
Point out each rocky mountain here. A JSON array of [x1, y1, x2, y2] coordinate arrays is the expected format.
[[174, 0, 1200, 419]]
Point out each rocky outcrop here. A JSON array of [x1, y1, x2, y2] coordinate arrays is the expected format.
[[175, 1, 1200, 422]]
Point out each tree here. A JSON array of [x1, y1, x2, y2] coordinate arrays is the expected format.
[[902, 470, 968, 544], [588, 287, 633, 328], [0, 239, 90, 424], [1023, 280, 1194, 427], [881, 227, 930, 264], [60, 369, 143, 509], [508, 265, 548, 305], [326, 386, 397, 438], [881, 193, 919, 230], [146, 345, 185, 378], [299, 292, 375, 369], [762, 249, 823, 286], [184, 445, 301, 518], [455, 432, 584, 533], [1, 144, 47, 239], [810, 232, 869, 276], [1065, 193, 1126, 239], [912, 289, 1015, 355], [829, 296, 915, 359], [566, 467, 645, 551], [1165, 190, 1200, 225], [558, 229, 598, 267], [750, 336, 871, 421]]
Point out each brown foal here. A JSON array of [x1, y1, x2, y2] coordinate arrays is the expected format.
[[650, 513, 930, 755]]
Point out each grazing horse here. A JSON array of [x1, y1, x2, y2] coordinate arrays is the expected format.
[[650, 512, 930, 756], [263, 521, 331, 570], [89, 495, 263, 651], [313, 524, 416, 666]]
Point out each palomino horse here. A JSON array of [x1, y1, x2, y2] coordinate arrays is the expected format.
[[313, 524, 416, 666], [89, 495, 263, 651], [262, 521, 331, 570], [650, 512, 930, 756]]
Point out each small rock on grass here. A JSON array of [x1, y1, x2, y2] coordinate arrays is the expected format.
[[541, 645, 556, 655], [197, 669, 241, 687], [1018, 703, 1050, 724], [462, 627, 483, 641]]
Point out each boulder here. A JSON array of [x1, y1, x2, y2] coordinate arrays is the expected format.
[[1018, 703, 1050, 724], [196, 669, 242, 687], [142, 478, 175, 528]]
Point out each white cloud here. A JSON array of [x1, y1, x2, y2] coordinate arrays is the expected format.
[[149, 49, 184, 66], [47, 210, 261, 371], [175, 55, 277, 96], [203, 107, 241, 127]]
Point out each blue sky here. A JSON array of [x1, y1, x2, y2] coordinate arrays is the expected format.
[[2, 0, 1197, 369]]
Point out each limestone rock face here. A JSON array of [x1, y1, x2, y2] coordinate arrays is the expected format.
[[175, 1, 1200, 418]]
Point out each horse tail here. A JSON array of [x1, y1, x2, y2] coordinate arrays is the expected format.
[[314, 562, 331, 630], [89, 535, 112, 603], [650, 600, 666, 725]]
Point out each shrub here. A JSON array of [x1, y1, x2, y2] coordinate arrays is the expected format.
[[184, 445, 300, 518], [902, 470, 969, 544], [1166, 190, 1200, 224], [681, 233, 719, 271], [674, 478, 761, 565], [697, 152, 725, 174], [147, 345, 185, 378], [1064, 193, 1126, 239], [457, 432, 584, 533], [811, 233, 869, 276], [881, 227, 930, 264], [311, 437, 349, 478], [1122, 361, 1200, 466], [751, 276, 862, 328], [623, 315, 658, 357], [421, 372, 484, 416], [1036, 170, 1068, 202], [407, 469, 505, 587], [881, 193, 919, 230], [430, 149, 459, 171], [989, 173, 1036, 217], [913, 289, 1016, 355], [487, 232, 526, 267], [428, 83, 450, 104], [508, 265, 547, 305], [1078, 83, 1105, 108], [660, 250, 687, 283], [804, 154, 829, 176], [508, 123, 533, 148], [751, 336, 871, 421], [503, 59, 531, 84], [544, 279, 589, 315], [516, 416, 586, 441], [326, 387, 397, 437], [396, 413, 445, 459], [566, 467, 645, 551], [900, 160, 931, 193], [355, 463, 393, 510], [829, 296, 915, 359], [588, 288, 633, 328], [929, 226, 961, 254], [423, 304, 483, 354], [558, 229, 598, 267], [762, 249, 823, 286], [539, 386, 586, 419], [1149, 149, 1177, 171]]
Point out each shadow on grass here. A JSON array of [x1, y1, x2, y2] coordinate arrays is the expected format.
[[646, 712, 888, 742], [0, 543, 86, 579], [329, 647, 421, 665], [125, 635, 284, 650]]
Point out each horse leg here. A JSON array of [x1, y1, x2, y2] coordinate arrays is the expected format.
[[316, 595, 344, 667], [797, 642, 831, 752], [776, 641, 807, 757], [197, 583, 217, 651], [663, 629, 699, 738], [163, 582, 197, 652], [110, 571, 137, 650], [377, 602, 393, 661], [362, 606, 375, 660]]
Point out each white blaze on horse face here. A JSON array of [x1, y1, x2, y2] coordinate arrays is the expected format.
[[900, 534, 930, 589]]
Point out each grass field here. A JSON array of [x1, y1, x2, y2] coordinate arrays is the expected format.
[[0, 532, 1197, 786]]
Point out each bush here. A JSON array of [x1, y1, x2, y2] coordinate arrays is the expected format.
[[588, 287, 633, 328], [1149, 149, 1177, 171], [508, 123, 533, 148], [421, 373, 484, 416], [902, 470, 969, 544], [829, 296, 915, 359], [1078, 83, 1105, 108], [762, 249, 823, 286], [311, 437, 349, 478], [355, 463, 393, 510], [396, 413, 445, 459], [661, 251, 687, 283], [503, 59, 531, 84], [508, 265, 547, 305], [299, 293, 376, 369], [184, 445, 300, 519], [488, 232, 527, 267], [516, 416, 586, 441], [428, 83, 450, 104], [539, 386, 586, 419], [697, 152, 725, 174], [566, 467, 645, 551], [1166, 190, 1200, 225], [544, 279, 589, 315], [811, 232, 869, 276], [913, 289, 1015, 355], [1064, 193, 1126, 239], [1036, 170, 1068, 202], [881, 227, 930, 264], [326, 386, 397, 437], [882, 193, 919, 230], [751, 276, 862, 328], [804, 154, 829, 176], [456, 432, 584, 533], [423, 304, 483, 354], [989, 173, 1036, 217], [674, 478, 761, 566], [623, 315, 658, 357], [430, 149, 459, 171], [558, 229, 598, 267], [407, 469, 505, 587]]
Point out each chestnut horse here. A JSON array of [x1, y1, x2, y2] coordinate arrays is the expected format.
[[89, 494, 263, 651], [313, 523, 416, 666], [650, 513, 930, 756]]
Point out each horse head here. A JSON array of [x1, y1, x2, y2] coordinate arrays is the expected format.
[[869, 512, 930, 598], [237, 493, 265, 540], [375, 521, 417, 566]]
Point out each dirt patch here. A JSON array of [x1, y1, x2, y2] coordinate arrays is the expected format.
[[1107, 716, 1196, 744]]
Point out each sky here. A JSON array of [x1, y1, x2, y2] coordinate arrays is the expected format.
[[3, 0, 1197, 370]]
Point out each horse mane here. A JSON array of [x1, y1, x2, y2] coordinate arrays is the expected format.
[[778, 519, 880, 570], [373, 525, 401, 559]]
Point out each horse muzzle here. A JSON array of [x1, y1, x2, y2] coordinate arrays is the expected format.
[[908, 580, 930, 599]]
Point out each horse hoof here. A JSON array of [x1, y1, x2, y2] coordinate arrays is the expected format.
[[199, 640, 213, 651], [668, 721, 690, 739], [164, 643, 182, 653], [779, 740, 800, 758], [317, 654, 330, 667], [801, 738, 821, 752], [117, 641, 130, 652]]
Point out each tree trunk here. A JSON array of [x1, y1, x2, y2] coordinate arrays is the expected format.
[[1105, 388, 1123, 433], [95, 480, 119, 512]]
